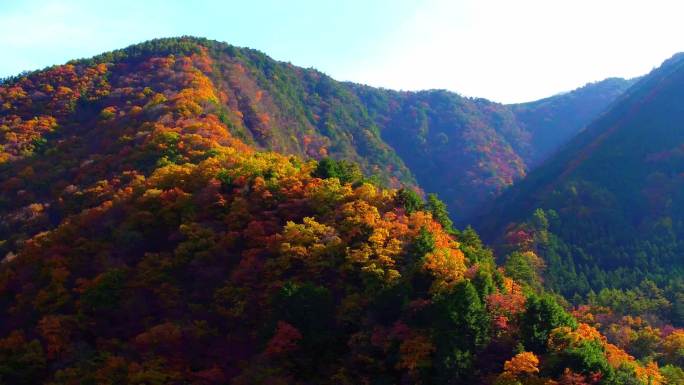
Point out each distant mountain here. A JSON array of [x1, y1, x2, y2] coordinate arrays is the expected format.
[[0, 36, 664, 385], [351, 79, 634, 222], [352, 87, 527, 221], [511, 77, 638, 165], [477, 53, 684, 321]]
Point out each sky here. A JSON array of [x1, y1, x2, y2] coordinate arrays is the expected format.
[[1, 0, 684, 103]]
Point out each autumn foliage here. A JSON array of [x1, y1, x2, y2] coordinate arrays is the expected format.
[[0, 37, 673, 385]]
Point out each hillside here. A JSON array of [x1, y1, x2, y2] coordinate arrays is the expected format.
[[0, 37, 671, 385], [351, 80, 633, 221], [0, 37, 416, 257], [477, 53, 684, 325], [352, 87, 528, 221], [511, 77, 637, 166], [0, 37, 633, 229]]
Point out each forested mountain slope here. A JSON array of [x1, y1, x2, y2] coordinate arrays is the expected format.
[[352, 87, 528, 220], [1, 37, 632, 229], [511, 77, 637, 166], [477, 53, 684, 326], [0, 37, 672, 384], [351, 79, 633, 221]]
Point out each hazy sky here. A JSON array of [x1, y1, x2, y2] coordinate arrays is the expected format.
[[1, 0, 683, 103]]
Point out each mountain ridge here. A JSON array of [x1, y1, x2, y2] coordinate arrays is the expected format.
[[1, 36, 635, 224]]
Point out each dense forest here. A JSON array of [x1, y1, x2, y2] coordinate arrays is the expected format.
[[478, 53, 684, 332], [0, 36, 632, 226], [509, 77, 638, 166], [352, 79, 634, 220], [0, 37, 680, 384]]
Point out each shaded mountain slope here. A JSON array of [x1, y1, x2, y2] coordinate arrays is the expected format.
[[511, 77, 637, 166], [476, 53, 684, 313], [352, 87, 527, 221], [351, 79, 633, 222]]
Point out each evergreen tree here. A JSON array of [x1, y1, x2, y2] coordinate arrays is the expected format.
[[520, 294, 577, 353], [396, 188, 424, 214], [426, 193, 454, 233], [432, 281, 491, 383]]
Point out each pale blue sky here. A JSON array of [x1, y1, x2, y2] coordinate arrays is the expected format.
[[2, 0, 683, 103]]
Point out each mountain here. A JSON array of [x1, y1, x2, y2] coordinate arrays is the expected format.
[[0, 37, 632, 244], [511, 77, 638, 166], [477, 53, 684, 324], [352, 87, 528, 221], [0, 37, 417, 256], [0, 37, 666, 385], [351, 79, 634, 222]]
